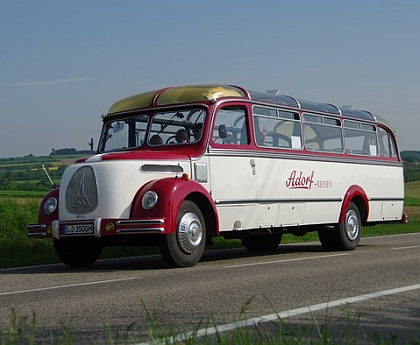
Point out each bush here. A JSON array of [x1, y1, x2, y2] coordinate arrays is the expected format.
[[0, 198, 56, 267]]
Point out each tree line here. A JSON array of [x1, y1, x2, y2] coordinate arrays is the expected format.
[[401, 151, 420, 183]]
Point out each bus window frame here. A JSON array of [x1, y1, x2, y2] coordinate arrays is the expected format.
[[210, 104, 250, 147], [377, 126, 398, 158], [343, 119, 378, 157], [252, 105, 302, 150], [302, 113, 344, 153]]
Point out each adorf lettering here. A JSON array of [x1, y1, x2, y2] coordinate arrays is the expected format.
[[286, 170, 315, 189]]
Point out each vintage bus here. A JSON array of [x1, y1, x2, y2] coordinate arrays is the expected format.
[[28, 84, 406, 267]]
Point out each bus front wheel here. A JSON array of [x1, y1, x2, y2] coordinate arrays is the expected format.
[[158, 200, 206, 267], [53, 238, 103, 267]]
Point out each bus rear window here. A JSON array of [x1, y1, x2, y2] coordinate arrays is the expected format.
[[344, 120, 377, 156]]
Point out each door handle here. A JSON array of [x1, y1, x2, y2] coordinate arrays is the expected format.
[[250, 159, 256, 175]]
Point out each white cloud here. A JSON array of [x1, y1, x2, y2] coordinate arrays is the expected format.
[[7, 77, 94, 86]]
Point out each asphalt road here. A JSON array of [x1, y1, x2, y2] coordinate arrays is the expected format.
[[1, 233, 420, 344]]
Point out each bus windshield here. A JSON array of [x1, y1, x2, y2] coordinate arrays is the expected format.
[[99, 108, 206, 152]]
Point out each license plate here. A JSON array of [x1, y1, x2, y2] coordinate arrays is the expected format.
[[63, 224, 93, 235]]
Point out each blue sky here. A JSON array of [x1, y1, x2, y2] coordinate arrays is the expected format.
[[1, 0, 419, 158]]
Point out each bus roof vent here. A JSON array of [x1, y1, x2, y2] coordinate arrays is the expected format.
[[296, 99, 340, 115], [339, 107, 375, 121], [250, 90, 299, 107]]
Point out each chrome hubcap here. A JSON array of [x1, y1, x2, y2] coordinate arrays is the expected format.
[[177, 212, 203, 254], [345, 209, 359, 241]]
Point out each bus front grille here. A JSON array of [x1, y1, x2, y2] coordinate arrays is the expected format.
[[65, 166, 98, 215]]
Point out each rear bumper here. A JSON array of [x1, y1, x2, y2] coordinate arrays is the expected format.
[[27, 217, 166, 239]]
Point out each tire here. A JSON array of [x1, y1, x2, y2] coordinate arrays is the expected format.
[[318, 228, 338, 251], [53, 238, 103, 267], [158, 200, 206, 267], [241, 233, 282, 251], [336, 201, 361, 250]]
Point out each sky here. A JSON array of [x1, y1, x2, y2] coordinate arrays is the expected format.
[[1, 0, 419, 158]]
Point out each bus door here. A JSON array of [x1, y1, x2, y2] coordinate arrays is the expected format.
[[208, 105, 258, 231]]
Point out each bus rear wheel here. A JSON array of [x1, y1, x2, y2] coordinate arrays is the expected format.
[[337, 201, 361, 250], [241, 233, 282, 251], [318, 202, 361, 251], [158, 200, 206, 267], [53, 238, 103, 267]]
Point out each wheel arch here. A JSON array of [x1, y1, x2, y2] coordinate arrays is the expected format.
[[185, 191, 219, 238], [340, 185, 369, 224], [131, 177, 219, 236]]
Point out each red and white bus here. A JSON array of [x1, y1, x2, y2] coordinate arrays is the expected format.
[[28, 84, 406, 267]]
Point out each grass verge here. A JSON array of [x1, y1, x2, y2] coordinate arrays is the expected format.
[[2, 304, 419, 345]]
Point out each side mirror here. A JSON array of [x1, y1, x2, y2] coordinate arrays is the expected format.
[[218, 124, 227, 139]]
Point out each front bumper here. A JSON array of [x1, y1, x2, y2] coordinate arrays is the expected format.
[[27, 217, 166, 239]]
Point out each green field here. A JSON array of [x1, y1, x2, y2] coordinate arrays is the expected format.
[[405, 180, 420, 198], [0, 154, 89, 194]]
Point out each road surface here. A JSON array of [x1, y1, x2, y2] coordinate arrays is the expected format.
[[1, 233, 419, 344]]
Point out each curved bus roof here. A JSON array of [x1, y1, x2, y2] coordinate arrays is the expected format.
[[106, 84, 391, 129]]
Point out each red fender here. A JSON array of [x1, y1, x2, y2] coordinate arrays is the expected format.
[[340, 185, 369, 223], [38, 187, 60, 224], [131, 176, 219, 235]]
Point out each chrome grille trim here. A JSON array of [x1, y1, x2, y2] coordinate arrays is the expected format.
[[140, 164, 183, 173]]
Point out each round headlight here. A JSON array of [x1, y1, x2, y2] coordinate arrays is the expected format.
[[44, 197, 58, 215], [142, 191, 158, 210]]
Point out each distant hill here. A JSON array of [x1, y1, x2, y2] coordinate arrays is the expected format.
[[51, 148, 94, 156], [401, 151, 420, 163]]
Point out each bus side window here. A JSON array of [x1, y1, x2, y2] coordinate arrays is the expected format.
[[303, 114, 343, 153], [344, 121, 378, 156], [274, 121, 301, 148], [303, 124, 320, 151], [363, 132, 378, 156], [252, 106, 301, 149], [378, 127, 397, 158], [212, 106, 248, 145]]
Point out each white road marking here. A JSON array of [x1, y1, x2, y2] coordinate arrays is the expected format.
[[136, 283, 420, 345], [225, 253, 350, 268], [391, 245, 419, 250], [0, 277, 140, 297]]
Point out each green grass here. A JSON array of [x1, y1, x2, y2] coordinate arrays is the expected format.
[[1, 304, 419, 345], [405, 196, 420, 206], [405, 181, 420, 198], [0, 190, 49, 198]]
